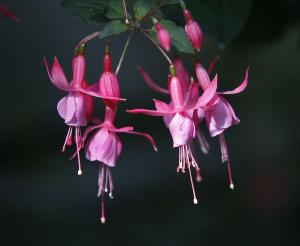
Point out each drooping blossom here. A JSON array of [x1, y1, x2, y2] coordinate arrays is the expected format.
[[180, 1, 203, 52], [195, 61, 249, 189], [0, 4, 19, 22], [83, 46, 157, 223], [44, 44, 125, 175], [128, 64, 217, 204], [137, 58, 210, 154], [155, 22, 171, 51]]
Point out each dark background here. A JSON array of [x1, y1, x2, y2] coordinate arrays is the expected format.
[[1, 0, 300, 245]]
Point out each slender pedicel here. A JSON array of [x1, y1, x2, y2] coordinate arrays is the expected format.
[[115, 30, 134, 75]]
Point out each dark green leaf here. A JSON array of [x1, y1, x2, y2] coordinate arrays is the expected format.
[[156, 0, 180, 6], [103, 0, 125, 19], [61, 0, 107, 24], [151, 19, 194, 54], [133, 0, 153, 21], [100, 20, 128, 38]]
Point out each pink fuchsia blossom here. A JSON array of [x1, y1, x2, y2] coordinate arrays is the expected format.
[[182, 8, 203, 52], [0, 4, 19, 22], [128, 64, 218, 204], [195, 61, 249, 189], [82, 47, 157, 223], [155, 22, 171, 51], [44, 44, 125, 175], [137, 60, 209, 155]]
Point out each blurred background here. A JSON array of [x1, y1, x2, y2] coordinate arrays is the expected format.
[[1, 0, 300, 245]]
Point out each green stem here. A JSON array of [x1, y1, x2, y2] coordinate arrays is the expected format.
[[76, 31, 100, 48], [115, 30, 134, 75]]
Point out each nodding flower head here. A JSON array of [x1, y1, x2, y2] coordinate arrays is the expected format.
[[155, 22, 171, 51], [128, 64, 218, 204], [195, 60, 249, 189], [182, 8, 204, 51]]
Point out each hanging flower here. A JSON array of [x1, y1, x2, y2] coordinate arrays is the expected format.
[[82, 46, 157, 223], [128, 64, 217, 203], [44, 44, 125, 175], [195, 61, 249, 189]]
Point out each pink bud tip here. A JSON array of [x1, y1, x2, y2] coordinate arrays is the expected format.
[[78, 170, 82, 176], [155, 23, 171, 51], [193, 198, 198, 204], [184, 10, 204, 51], [101, 217, 106, 224], [230, 183, 235, 190]]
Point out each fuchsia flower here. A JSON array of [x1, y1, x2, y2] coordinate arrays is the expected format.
[[195, 61, 249, 189], [137, 58, 210, 155], [83, 48, 157, 223], [128, 64, 217, 204], [0, 4, 19, 22], [183, 9, 203, 52], [44, 44, 125, 175], [155, 22, 171, 51]]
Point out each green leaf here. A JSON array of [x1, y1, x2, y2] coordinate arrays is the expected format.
[[103, 0, 125, 19], [151, 19, 194, 54], [133, 0, 153, 21], [100, 20, 128, 38], [61, 0, 107, 24]]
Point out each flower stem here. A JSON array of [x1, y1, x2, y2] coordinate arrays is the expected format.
[[76, 31, 101, 48], [141, 31, 172, 65], [115, 30, 134, 75]]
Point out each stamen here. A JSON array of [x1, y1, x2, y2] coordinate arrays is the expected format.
[[101, 190, 106, 224], [187, 163, 198, 205], [105, 168, 109, 193], [219, 133, 229, 163], [75, 127, 82, 175], [196, 168, 202, 183], [62, 127, 73, 152], [177, 144, 201, 203], [219, 133, 234, 190], [108, 168, 114, 199], [197, 132, 209, 154]]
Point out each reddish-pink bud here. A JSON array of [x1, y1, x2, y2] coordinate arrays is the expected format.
[[104, 53, 112, 72], [72, 54, 86, 88], [169, 75, 184, 109], [183, 9, 204, 51], [155, 23, 171, 51]]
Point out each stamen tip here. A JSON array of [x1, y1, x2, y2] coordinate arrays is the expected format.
[[196, 176, 202, 183], [78, 170, 83, 176], [230, 183, 235, 190], [193, 198, 198, 205], [101, 217, 106, 224]]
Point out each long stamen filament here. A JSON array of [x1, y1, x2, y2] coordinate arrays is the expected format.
[[75, 127, 82, 175]]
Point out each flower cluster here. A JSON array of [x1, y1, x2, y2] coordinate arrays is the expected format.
[[45, 44, 157, 223], [45, 0, 249, 222]]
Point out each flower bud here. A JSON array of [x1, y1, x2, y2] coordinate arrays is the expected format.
[[183, 9, 203, 51], [155, 23, 171, 51]]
